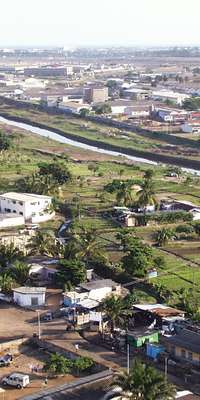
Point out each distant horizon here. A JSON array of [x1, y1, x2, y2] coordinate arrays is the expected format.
[[0, 0, 199, 48], [0, 44, 200, 50]]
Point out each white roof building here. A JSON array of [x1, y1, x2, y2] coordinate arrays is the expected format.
[[13, 286, 46, 307], [152, 90, 189, 105], [0, 192, 54, 223]]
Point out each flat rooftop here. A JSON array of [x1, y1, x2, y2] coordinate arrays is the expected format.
[[13, 286, 46, 294], [0, 192, 51, 202]]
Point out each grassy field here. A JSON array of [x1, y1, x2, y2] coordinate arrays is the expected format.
[[0, 116, 200, 305], [1, 103, 200, 162]]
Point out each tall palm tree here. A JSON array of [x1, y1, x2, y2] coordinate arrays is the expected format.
[[10, 261, 31, 285], [101, 294, 129, 332], [116, 182, 133, 207], [112, 360, 176, 400], [28, 230, 56, 256], [137, 179, 157, 212], [67, 227, 107, 265]]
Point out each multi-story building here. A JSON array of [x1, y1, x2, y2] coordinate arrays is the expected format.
[[0, 192, 54, 223], [83, 86, 108, 104]]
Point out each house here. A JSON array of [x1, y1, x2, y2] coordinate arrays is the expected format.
[[133, 304, 185, 332], [122, 87, 150, 100], [83, 86, 108, 103], [165, 327, 200, 366], [58, 101, 91, 114], [109, 100, 150, 117], [153, 107, 189, 122], [13, 287, 46, 307], [0, 192, 55, 223], [176, 391, 199, 399], [189, 208, 200, 221], [181, 122, 200, 134], [152, 90, 189, 105], [63, 279, 122, 307]]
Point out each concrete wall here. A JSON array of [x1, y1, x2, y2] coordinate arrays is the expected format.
[[13, 291, 46, 307], [0, 337, 28, 355]]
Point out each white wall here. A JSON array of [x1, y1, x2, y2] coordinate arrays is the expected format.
[[89, 286, 113, 301], [13, 291, 46, 307], [0, 195, 52, 221], [0, 215, 24, 228]]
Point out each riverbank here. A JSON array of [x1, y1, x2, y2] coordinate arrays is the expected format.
[[0, 111, 200, 170]]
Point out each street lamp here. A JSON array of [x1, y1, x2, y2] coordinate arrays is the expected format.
[[36, 310, 41, 339]]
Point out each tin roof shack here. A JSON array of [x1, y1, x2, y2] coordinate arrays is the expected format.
[[133, 304, 185, 333], [176, 391, 200, 399], [13, 287, 46, 307], [164, 327, 200, 366], [127, 328, 159, 348]]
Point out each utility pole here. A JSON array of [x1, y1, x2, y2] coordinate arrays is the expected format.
[[36, 310, 41, 339], [127, 342, 130, 374]]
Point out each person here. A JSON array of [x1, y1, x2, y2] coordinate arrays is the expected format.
[[44, 377, 48, 385], [75, 343, 79, 352]]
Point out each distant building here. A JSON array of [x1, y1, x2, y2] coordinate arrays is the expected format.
[[181, 122, 200, 134], [83, 86, 108, 104], [13, 287, 46, 307], [58, 101, 91, 114], [24, 66, 73, 77], [152, 90, 189, 105], [153, 107, 189, 122], [0, 192, 54, 223], [109, 100, 150, 117], [122, 87, 150, 100]]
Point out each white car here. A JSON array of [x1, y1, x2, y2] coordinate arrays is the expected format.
[[2, 373, 30, 389]]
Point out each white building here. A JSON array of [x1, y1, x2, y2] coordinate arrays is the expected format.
[[13, 287, 46, 307], [58, 101, 91, 114], [63, 279, 122, 307], [0, 213, 24, 229], [0, 192, 55, 223], [181, 122, 200, 134], [152, 90, 189, 105]]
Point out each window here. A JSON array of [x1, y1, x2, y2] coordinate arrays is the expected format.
[[19, 202, 23, 206], [12, 200, 16, 204], [31, 297, 38, 306], [13, 210, 16, 213], [188, 352, 193, 361], [30, 202, 36, 205], [181, 349, 186, 358], [19, 212, 23, 216]]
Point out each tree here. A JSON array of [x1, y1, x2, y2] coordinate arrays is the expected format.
[[194, 223, 200, 236], [17, 173, 60, 196], [68, 227, 107, 265], [112, 360, 176, 400], [116, 182, 133, 207], [144, 169, 154, 181], [137, 179, 157, 213], [155, 228, 175, 247], [28, 230, 56, 256], [79, 108, 90, 117], [0, 131, 11, 153], [88, 163, 99, 176], [122, 237, 153, 278], [101, 294, 130, 332], [44, 353, 72, 375], [93, 103, 112, 114], [0, 243, 24, 268], [182, 97, 200, 111], [10, 261, 31, 285], [56, 259, 86, 289], [73, 357, 94, 373], [0, 272, 15, 293], [38, 161, 72, 185]]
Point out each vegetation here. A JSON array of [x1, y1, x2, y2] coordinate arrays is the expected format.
[[113, 359, 176, 400], [182, 96, 200, 110], [44, 353, 94, 376], [56, 259, 86, 289]]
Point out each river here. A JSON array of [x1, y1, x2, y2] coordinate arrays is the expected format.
[[0, 115, 156, 165], [0, 115, 200, 175]]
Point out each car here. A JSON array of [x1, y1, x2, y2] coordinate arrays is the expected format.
[[2, 373, 30, 389], [0, 353, 13, 367]]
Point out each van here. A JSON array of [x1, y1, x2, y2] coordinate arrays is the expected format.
[[2, 373, 30, 389]]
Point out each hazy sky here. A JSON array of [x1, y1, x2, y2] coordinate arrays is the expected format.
[[1, 0, 200, 47]]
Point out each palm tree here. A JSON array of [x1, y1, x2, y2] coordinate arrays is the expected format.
[[144, 169, 154, 181], [0, 272, 15, 294], [155, 228, 174, 247], [116, 182, 133, 207], [0, 243, 24, 268], [101, 294, 129, 332], [28, 230, 56, 256], [10, 261, 31, 285], [68, 227, 107, 265], [112, 360, 176, 400], [137, 179, 157, 213]]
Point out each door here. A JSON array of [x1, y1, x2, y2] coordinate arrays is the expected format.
[[31, 297, 38, 306]]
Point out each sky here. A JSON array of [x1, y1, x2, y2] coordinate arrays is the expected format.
[[1, 0, 200, 47]]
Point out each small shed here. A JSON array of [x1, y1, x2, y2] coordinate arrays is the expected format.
[[127, 329, 159, 348], [13, 287, 46, 307]]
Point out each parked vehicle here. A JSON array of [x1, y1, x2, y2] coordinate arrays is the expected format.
[[2, 373, 30, 389], [0, 353, 13, 367]]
